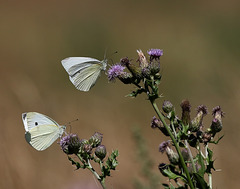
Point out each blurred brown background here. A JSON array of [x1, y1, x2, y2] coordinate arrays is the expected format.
[[1, 0, 239, 188]]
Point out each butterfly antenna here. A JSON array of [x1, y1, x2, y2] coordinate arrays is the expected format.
[[64, 119, 79, 133], [103, 47, 109, 60]]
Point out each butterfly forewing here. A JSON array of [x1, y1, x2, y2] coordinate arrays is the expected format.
[[22, 112, 65, 151], [61, 57, 107, 91], [22, 112, 59, 132], [61, 57, 101, 76]]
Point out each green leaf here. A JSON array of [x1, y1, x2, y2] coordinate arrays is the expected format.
[[68, 156, 82, 170], [206, 148, 215, 174], [193, 173, 210, 189], [160, 165, 185, 181], [209, 135, 224, 144], [126, 88, 145, 98], [196, 153, 205, 176], [101, 165, 111, 178], [162, 183, 170, 189], [106, 150, 119, 170], [177, 124, 189, 140]]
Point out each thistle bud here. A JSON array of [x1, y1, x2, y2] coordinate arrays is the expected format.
[[187, 163, 201, 174], [162, 100, 174, 113], [118, 72, 133, 84], [210, 106, 224, 135], [120, 57, 142, 79], [83, 144, 93, 154], [60, 134, 81, 155], [191, 105, 208, 131], [181, 149, 190, 162], [166, 147, 179, 165], [95, 145, 107, 160], [89, 132, 103, 148], [210, 118, 222, 135], [180, 99, 191, 126], [149, 61, 160, 75]]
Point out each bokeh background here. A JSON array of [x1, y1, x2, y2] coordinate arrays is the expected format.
[[1, 1, 240, 188]]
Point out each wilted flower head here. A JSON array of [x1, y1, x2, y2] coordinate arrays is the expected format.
[[137, 49, 149, 69], [181, 99, 191, 126], [147, 49, 163, 61], [151, 116, 162, 128], [159, 141, 170, 153], [165, 146, 179, 165], [107, 64, 126, 82], [60, 133, 81, 155], [151, 116, 169, 136], [197, 105, 208, 115], [212, 106, 224, 120], [120, 57, 142, 79], [191, 105, 208, 131]]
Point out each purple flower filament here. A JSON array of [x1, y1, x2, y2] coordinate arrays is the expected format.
[[107, 64, 126, 81]]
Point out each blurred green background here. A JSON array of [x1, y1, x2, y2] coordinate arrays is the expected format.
[[1, 0, 240, 188]]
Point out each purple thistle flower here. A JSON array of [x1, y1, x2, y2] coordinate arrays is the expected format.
[[107, 64, 126, 81], [60, 133, 81, 155], [147, 49, 163, 60]]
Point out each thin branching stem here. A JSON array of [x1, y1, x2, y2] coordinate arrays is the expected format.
[[151, 100, 195, 189], [184, 140, 197, 173], [205, 144, 212, 189], [77, 154, 106, 189]]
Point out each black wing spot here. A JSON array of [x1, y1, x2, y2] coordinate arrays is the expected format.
[[35, 122, 38, 126], [23, 113, 27, 120]]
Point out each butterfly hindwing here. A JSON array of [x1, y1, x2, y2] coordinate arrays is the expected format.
[[69, 63, 102, 91]]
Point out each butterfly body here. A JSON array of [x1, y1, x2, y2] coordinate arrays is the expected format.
[[22, 112, 66, 151], [61, 57, 107, 91]]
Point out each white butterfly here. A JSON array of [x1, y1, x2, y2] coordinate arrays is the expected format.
[[61, 57, 107, 91], [22, 112, 66, 151]]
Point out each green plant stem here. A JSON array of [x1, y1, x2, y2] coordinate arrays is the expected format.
[[151, 100, 194, 189], [87, 159, 106, 189], [77, 155, 106, 189], [184, 140, 197, 173], [205, 144, 212, 189]]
